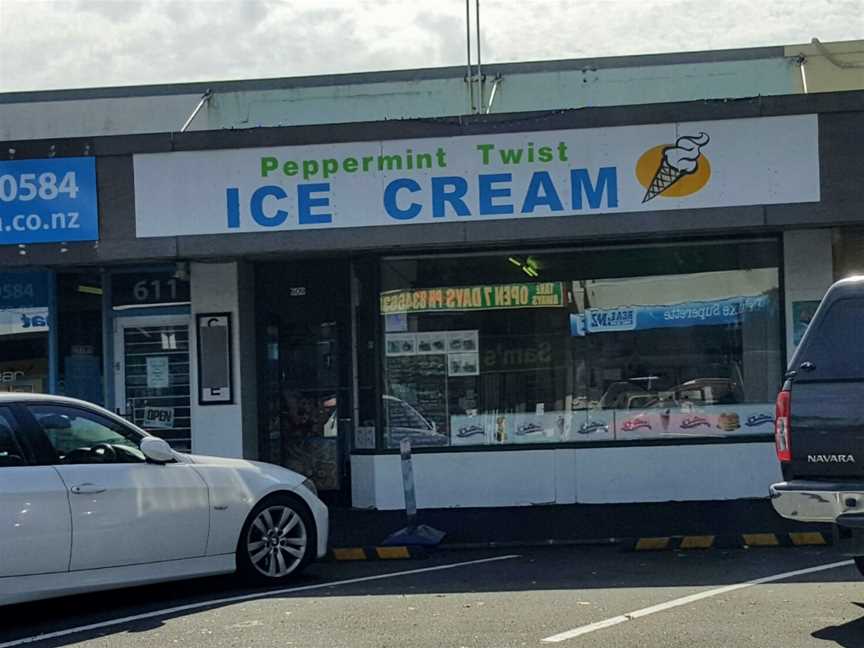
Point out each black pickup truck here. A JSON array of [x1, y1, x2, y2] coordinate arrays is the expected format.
[[771, 277, 864, 572]]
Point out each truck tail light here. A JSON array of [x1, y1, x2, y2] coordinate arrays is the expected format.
[[775, 389, 791, 463]]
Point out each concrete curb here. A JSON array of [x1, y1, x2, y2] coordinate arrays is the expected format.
[[327, 531, 831, 559], [623, 531, 831, 551]]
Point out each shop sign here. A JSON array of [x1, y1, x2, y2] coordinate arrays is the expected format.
[[0, 157, 98, 244], [112, 271, 191, 309], [133, 114, 819, 238], [143, 406, 175, 429], [381, 281, 565, 314], [570, 294, 771, 335]]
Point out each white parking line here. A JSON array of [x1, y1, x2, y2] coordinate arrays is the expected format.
[[0, 554, 520, 648], [542, 558, 853, 642]]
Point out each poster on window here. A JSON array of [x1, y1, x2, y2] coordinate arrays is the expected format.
[[415, 332, 448, 355], [447, 330, 478, 353], [611, 403, 775, 440], [512, 413, 562, 443], [448, 352, 479, 377], [385, 333, 416, 356], [145, 356, 170, 389]]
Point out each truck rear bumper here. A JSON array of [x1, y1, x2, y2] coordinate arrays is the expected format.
[[770, 480, 864, 523]]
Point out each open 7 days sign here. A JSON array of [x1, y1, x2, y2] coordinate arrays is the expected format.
[[133, 114, 820, 238]]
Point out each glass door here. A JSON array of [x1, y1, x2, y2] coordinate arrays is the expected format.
[[114, 315, 192, 451], [256, 260, 351, 499]]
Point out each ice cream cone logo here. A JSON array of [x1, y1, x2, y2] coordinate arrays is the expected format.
[[636, 133, 711, 203]]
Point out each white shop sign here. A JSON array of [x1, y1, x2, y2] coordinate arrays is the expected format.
[[0, 307, 49, 336], [134, 114, 820, 238]]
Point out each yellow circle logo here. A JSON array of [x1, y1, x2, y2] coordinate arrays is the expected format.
[[635, 133, 711, 202]]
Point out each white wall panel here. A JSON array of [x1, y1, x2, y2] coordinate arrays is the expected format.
[[189, 262, 245, 458], [351, 443, 781, 510]]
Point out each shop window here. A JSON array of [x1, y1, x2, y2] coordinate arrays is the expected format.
[[380, 240, 782, 448], [0, 272, 51, 394], [57, 273, 104, 405]]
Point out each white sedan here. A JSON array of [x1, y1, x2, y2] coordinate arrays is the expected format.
[[0, 394, 328, 606]]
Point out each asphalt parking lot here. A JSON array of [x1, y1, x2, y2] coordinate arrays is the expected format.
[[3, 545, 864, 648]]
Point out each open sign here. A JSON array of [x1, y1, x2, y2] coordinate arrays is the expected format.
[[143, 406, 174, 430]]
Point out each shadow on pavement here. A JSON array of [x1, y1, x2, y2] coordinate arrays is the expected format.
[[1, 545, 859, 647], [330, 499, 830, 547], [812, 603, 864, 647]]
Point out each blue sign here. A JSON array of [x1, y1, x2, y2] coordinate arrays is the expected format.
[[572, 295, 772, 336], [0, 157, 98, 244]]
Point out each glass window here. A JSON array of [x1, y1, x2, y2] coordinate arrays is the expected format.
[[0, 408, 25, 467], [799, 299, 864, 381], [29, 404, 145, 464], [57, 272, 104, 405], [0, 272, 51, 394], [380, 240, 782, 448]]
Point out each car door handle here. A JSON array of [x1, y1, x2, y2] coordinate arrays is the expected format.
[[70, 483, 106, 495]]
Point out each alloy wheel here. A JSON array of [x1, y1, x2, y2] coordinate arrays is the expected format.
[[246, 505, 308, 578]]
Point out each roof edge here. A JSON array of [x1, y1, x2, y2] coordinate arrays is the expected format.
[[0, 43, 792, 105]]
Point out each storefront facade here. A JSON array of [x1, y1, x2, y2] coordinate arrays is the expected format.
[[1, 90, 861, 509]]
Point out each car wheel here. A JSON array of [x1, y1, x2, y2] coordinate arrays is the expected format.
[[237, 493, 316, 584], [854, 557, 864, 578]]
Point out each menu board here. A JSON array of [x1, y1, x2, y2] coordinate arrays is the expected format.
[[385, 354, 448, 437]]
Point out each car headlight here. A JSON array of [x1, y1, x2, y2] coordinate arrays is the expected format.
[[301, 477, 318, 497]]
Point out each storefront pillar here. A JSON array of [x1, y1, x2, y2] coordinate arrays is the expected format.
[[783, 229, 834, 362], [189, 261, 258, 459], [47, 272, 58, 394]]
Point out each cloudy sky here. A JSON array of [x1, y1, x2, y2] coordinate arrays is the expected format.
[[0, 0, 862, 92]]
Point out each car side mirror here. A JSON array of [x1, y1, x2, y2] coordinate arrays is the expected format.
[[140, 437, 175, 464]]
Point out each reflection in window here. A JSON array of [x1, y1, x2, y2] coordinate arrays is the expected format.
[[58, 273, 104, 405], [31, 405, 144, 464], [0, 409, 25, 466], [0, 272, 51, 394], [380, 240, 782, 448]]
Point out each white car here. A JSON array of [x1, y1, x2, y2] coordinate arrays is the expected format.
[[0, 394, 328, 606]]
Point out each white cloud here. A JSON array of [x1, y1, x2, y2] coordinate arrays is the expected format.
[[0, 0, 861, 92]]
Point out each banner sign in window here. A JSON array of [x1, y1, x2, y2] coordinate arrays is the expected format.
[[134, 114, 819, 238], [381, 282, 565, 315], [570, 294, 772, 336], [0, 157, 98, 244], [0, 272, 51, 335]]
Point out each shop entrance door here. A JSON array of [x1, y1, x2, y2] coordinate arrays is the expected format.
[[256, 261, 351, 502], [114, 315, 193, 452]]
